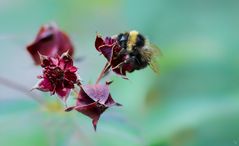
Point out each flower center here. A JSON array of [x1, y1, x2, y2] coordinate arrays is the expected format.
[[46, 67, 65, 83]]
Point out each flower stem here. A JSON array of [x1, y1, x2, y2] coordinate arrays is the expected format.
[[0, 76, 46, 105], [96, 62, 110, 84]]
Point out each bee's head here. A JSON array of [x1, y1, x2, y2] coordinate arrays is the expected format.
[[117, 32, 129, 49]]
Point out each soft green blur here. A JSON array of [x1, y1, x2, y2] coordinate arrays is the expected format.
[[0, 0, 239, 146]]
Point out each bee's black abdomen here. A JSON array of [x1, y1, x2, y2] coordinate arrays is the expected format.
[[134, 55, 148, 70], [135, 34, 145, 48], [128, 51, 148, 72]]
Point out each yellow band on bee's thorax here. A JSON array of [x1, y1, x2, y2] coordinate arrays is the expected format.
[[127, 30, 139, 51]]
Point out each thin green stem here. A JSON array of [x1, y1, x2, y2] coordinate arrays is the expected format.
[[0, 76, 46, 106]]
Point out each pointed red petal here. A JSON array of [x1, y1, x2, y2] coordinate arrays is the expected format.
[[98, 45, 114, 62], [74, 102, 107, 121], [95, 35, 105, 51], [37, 78, 53, 92], [56, 88, 71, 101], [92, 117, 100, 131]]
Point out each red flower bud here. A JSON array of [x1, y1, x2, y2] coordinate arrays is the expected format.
[[66, 82, 121, 130], [27, 23, 74, 65]]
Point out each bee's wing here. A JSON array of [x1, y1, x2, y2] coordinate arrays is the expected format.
[[149, 58, 160, 74], [149, 43, 163, 56], [142, 43, 161, 74]]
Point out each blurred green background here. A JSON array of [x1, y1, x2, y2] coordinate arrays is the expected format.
[[1, 0, 239, 146]]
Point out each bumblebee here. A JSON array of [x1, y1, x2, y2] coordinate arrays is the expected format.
[[114, 30, 161, 74]]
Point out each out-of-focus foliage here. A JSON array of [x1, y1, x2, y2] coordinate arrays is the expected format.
[[0, 0, 239, 146]]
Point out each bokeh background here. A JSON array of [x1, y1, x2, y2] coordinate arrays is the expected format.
[[1, 0, 239, 146]]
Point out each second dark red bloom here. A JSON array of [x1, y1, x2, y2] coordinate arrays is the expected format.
[[95, 35, 134, 78], [27, 23, 74, 65]]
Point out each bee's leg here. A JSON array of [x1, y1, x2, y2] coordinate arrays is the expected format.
[[124, 56, 142, 67], [119, 65, 124, 75], [127, 56, 140, 64], [117, 48, 127, 56], [112, 57, 135, 70], [112, 62, 125, 70]]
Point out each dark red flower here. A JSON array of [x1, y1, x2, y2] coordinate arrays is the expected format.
[[95, 35, 134, 78], [66, 82, 121, 130], [34, 52, 80, 102], [27, 23, 74, 65]]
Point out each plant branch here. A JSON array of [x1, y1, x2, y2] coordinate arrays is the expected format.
[[96, 62, 110, 84]]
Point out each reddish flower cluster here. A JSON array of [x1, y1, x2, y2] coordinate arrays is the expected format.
[[35, 52, 79, 102], [28, 23, 158, 130], [28, 23, 123, 130], [27, 23, 74, 65], [95, 35, 134, 78]]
